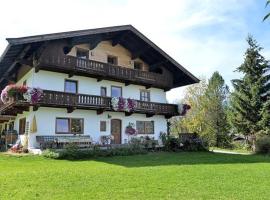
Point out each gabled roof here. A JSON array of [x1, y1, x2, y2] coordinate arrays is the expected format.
[[0, 25, 199, 88]]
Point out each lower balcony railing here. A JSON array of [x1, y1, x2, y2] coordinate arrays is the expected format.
[[0, 90, 179, 118]]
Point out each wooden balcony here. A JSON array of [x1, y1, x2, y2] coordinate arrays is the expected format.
[[37, 54, 173, 90], [0, 90, 179, 118]]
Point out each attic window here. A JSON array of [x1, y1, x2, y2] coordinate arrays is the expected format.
[[134, 61, 143, 70], [76, 48, 89, 59]]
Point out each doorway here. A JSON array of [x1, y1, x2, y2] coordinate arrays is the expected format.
[[111, 119, 121, 144]]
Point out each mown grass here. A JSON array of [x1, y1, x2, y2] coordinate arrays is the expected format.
[[210, 147, 252, 154], [0, 152, 270, 200]]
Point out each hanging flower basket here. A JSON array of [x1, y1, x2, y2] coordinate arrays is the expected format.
[[111, 97, 136, 112], [125, 122, 137, 136], [1, 84, 43, 104]]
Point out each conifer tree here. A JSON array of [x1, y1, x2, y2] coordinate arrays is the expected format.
[[230, 36, 270, 140], [204, 71, 229, 147]]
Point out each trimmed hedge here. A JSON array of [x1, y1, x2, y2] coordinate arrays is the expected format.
[[42, 144, 147, 160]]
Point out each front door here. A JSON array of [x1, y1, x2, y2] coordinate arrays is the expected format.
[[19, 118, 26, 135], [111, 119, 121, 144]]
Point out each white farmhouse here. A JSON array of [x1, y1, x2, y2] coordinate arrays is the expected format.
[[0, 25, 198, 150]]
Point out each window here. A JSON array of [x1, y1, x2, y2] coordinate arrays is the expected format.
[[101, 87, 107, 97], [19, 118, 26, 135], [134, 61, 143, 70], [76, 48, 89, 59], [100, 121, 106, 132], [56, 118, 84, 134], [111, 86, 122, 97], [136, 121, 154, 134], [65, 80, 78, 93], [140, 90, 150, 102], [107, 55, 118, 65]]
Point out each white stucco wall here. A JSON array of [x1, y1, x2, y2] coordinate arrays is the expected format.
[[16, 68, 35, 87], [27, 107, 167, 149], [32, 70, 167, 103]]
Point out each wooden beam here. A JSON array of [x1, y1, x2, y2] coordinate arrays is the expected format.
[[125, 112, 133, 117], [145, 85, 152, 89], [97, 77, 103, 82], [34, 41, 49, 60], [68, 72, 74, 78], [149, 60, 169, 70], [131, 46, 151, 60], [111, 33, 127, 46], [125, 81, 131, 86], [67, 107, 75, 113], [17, 58, 33, 66], [165, 115, 172, 119], [34, 66, 40, 73], [89, 36, 103, 50], [0, 44, 31, 84], [146, 113, 154, 118], [33, 105, 39, 111], [97, 108, 105, 115], [3, 75, 16, 82], [63, 45, 73, 55]]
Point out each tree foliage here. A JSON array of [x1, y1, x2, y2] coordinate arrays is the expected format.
[[204, 72, 230, 147], [263, 0, 270, 21], [229, 36, 270, 137], [170, 72, 230, 147]]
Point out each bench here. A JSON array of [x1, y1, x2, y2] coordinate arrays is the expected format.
[[36, 135, 92, 149]]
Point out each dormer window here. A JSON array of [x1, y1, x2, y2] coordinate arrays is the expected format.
[[134, 61, 143, 70], [107, 55, 118, 65], [76, 48, 89, 59]]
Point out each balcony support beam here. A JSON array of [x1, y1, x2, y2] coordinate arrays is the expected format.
[[68, 72, 74, 78], [67, 107, 76, 113], [34, 66, 40, 73], [125, 81, 131, 86], [97, 108, 105, 115], [125, 112, 133, 117], [165, 115, 172, 119], [146, 113, 154, 118], [145, 85, 152, 89], [33, 105, 39, 111], [97, 77, 103, 82]]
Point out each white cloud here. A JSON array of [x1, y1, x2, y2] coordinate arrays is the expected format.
[[0, 0, 269, 103]]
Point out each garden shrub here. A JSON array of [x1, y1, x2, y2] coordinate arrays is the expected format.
[[43, 143, 147, 160], [42, 149, 60, 159], [255, 136, 270, 154], [160, 132, 208, 152]]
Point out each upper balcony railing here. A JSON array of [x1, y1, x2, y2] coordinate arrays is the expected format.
[[38, 54, 173, 90], [0, 90, 179, 118]]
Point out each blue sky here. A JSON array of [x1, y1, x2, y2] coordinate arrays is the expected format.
[[0, 0, 269, 102]]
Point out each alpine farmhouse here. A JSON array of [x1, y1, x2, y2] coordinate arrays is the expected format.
[[0, 25, 198, 150]]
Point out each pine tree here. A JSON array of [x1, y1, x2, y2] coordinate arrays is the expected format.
[[204, 71, 229, 147], [259, 98, 270, 134], [230, 36, 270, 141]]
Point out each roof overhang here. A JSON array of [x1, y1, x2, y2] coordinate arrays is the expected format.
[[0, 25, 199, 89]]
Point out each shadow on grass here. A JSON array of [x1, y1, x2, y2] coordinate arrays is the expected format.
[[89, 151, 270, 168]]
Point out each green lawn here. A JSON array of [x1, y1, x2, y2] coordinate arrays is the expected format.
[[1, 152, 270, 200]]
